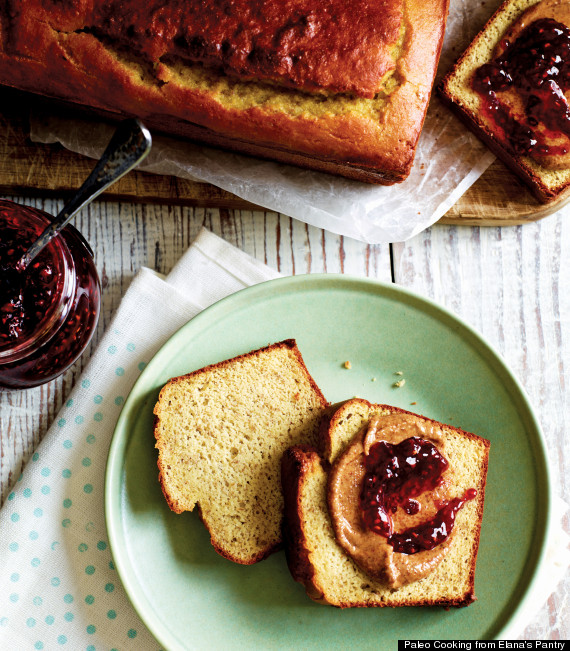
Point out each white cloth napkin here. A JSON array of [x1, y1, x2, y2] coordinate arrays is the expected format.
[[0, 228, 567, 649], [0, 228, 278, 650]]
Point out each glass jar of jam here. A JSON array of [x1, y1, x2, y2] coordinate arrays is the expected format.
[[0, 199, 101, 389]]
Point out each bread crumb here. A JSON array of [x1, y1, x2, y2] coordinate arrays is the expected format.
[[344, 361, 352, 369], [393, 379, 406, 388], [371, 377, 377, 382], [394, 371, 403, 376], [410, 401, 417, 405]]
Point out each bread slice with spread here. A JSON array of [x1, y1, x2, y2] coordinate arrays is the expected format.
[[281, 399, 490, 607], [154, 339, 328, 565], [438, 0, 570, 203]]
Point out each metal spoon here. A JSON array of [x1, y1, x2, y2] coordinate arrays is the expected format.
[[16, 118, 152, 271]]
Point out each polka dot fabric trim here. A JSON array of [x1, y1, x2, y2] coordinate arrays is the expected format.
[[0, 229, 278, 649], [1, 336, 165, 649]]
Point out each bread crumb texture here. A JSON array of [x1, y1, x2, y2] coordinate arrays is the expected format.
[[154, 340, 327, 564]]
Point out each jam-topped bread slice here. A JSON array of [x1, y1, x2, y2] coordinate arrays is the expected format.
[[153, 340, 328, 565], [439, 0, 570, 203], [281, 399, 490, 607], [0, 0, 449, 183]]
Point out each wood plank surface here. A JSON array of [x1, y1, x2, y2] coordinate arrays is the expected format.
[[0, 88, 566, 225]]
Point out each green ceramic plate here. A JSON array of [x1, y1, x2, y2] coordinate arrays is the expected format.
[[105, 274, 551, 650]]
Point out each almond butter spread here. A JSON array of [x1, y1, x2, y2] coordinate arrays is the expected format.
[[472, 0, 570, 169], [327, 413, 473, 588]]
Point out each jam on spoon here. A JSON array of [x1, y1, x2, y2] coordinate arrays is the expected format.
[[0, 200, 100, 389], [0, 118, 152, 389]]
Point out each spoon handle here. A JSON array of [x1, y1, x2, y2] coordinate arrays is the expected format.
[[19, 118, 152, 270]]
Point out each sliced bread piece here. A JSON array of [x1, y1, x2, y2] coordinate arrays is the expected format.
[[281, 399, 490, 607], [438, 0, 570, 204], [154, 339, 328, 564]]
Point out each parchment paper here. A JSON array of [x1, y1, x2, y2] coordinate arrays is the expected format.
[[30, 0, 499, 244]]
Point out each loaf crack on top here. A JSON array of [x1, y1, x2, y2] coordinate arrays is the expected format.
[[0, 0, 450, 182], [12, 9, 404, 114], [9, 0, 405, 98]]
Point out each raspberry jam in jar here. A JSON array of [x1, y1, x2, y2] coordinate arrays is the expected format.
[[0, 200, 100, 389]]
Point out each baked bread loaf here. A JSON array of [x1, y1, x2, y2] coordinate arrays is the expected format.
[[438, 0, 570, 203], [0, 0, 450, 184], [153, 339, 327, 564], [281, 399, 490, 607]]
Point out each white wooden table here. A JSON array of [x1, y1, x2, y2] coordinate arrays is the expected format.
[[1, 195, 568, 641]]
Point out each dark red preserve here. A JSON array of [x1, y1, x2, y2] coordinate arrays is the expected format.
[[472, 17, 570, 158], [0, 200, 100, 389], [360, 436, 476, 554]]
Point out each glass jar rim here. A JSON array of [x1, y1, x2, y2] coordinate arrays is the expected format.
[[0, 202, 77, 363]]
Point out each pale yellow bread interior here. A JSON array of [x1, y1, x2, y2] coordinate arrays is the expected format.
[[154, 339, 328, 564]]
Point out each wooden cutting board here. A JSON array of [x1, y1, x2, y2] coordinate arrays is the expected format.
[[0, 89, 565, 225]]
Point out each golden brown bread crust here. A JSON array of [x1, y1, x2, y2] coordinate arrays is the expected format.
[[0, 0, 450, 184], [281, 400, 490, 607], [438, 0, 570, 203], [281, 446, 329, 602], [12, 0, 403, 98]]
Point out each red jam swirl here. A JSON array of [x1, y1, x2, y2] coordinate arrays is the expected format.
[[472, 17, 570, 157], [390, 488, 478, 554], [0, 201, 100, 389], [360, 437, 476, 554]]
